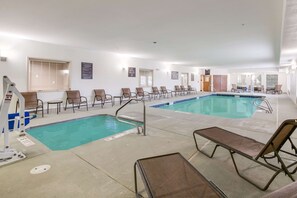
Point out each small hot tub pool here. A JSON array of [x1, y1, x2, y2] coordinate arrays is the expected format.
[[27, 115, 142, 150]]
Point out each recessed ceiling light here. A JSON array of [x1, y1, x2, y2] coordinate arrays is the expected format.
[[153, 42, 157, 44]]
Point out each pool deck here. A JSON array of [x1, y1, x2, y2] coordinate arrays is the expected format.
[[1, 92, 297, 197]]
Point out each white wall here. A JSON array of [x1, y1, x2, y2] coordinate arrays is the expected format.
[[288, 72, 297, 104], [0, 36, 199, 110]]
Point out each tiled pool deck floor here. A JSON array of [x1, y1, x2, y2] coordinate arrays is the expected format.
[[1, 92, 297, 197]]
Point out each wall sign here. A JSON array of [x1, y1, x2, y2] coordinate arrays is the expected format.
[[128, 67, 136, 77], [81, 62, 93, 79], [171, 71, 179, 80]]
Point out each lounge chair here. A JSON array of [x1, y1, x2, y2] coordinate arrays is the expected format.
[[134, 152, 227, 198], [193, 119, 297, 190], [262, 181, 297, 198], [187, 85, 197, 94], [180, 85, 188, 95], [274, 85, 282, 94], [231, 84, 238, 92], [92, 89, 113, 108], [136, 87, 151, 101], [17, 92, 44, 117], [121, 88, 137, 103], [160, 86, 173, 98], [65, 90, 88, 113], [151, 87, 161, 99], [174, 85, 183, 95]]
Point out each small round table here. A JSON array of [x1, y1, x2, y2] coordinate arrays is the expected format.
[[47, 100, 63, 114]]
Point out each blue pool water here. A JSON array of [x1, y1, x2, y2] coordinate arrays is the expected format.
[[154, 95, 261, 118], [27, 115, 141, 150]]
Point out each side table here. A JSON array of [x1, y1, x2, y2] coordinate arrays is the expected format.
[[113, 96, 122, 105], [47, 100, 63, 114]]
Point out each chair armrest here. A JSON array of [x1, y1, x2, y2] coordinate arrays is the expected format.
[[37, 99, 44, 106], [80, 96, 88, 102], [106, 94, 113, 99]]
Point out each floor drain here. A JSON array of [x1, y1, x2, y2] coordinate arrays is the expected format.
[[30, 165, 51, 174]]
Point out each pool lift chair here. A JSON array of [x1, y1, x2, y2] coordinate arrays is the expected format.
[[0, 76, 29, 166]]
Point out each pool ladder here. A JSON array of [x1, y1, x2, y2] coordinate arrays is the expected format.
[[115, 98, 146, 136], [253, 98, 273, 113]]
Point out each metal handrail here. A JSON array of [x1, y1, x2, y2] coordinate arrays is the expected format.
[[115, 98, 146, 136], [253, 98, 273, 113]]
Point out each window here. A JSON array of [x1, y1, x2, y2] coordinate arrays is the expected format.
[[266, 74, 278, 88], [253, 74, 262, 86], [139, 69, 153, 87], [237, 75, 247, 85], [28, 58, 70, 91]]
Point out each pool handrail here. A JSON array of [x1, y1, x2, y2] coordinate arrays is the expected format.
[[254, 97, 273, 113], [115, 98, 146, 136]]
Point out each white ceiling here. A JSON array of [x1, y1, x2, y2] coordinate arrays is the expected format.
[[0, 0, 285, 68], [280, 0, 297, 66]]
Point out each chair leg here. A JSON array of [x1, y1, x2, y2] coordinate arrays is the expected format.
[[229, 151, 291, 191], [193, 132, 219, 158], [65, 101, 68, 111], [134, 163, 138, 197], [92, 97, 96, 107], [72, 103, 75, 113]]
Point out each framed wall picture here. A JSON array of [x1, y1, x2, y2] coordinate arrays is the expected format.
[[81, 62, 93, 79], [205, 69, 210, 75], [171, 71, 179, 80], [191, 73, 194, 81], [128, 67, 136, 77]]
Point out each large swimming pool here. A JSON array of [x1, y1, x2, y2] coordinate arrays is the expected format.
[[27, 115, 142, 150], [152, 94, 262, 118]]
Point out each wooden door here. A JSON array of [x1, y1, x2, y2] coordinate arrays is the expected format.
[[221, 75, 227, 91], [213, 75, 227, 92], [213, 75, 221, 92], [203, 75, 211, 92]]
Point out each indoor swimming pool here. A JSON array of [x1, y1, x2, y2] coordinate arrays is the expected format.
[[152, 94, 263, 118]]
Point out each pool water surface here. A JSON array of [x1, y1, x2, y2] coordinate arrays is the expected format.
[[154, 95, 261, 118], [28, 115, 141, 150]]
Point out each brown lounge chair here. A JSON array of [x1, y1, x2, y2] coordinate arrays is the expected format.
[[92, 89, 113, 108], [231, 84, 238, 92], [17, 92, 44, 117], [180, 85, 188, 95], [262, 181, 297, 198], [65, 90, 88, 113], [187, 85, 197, 94], [193, 119, 297, 191], [274, 84, 282, 94], [121, 88, 137, 104], [151, 87, 161, 99], [160, 86, 173, 98], [174, 85, 183, 95], [134, 152, 227, 198], [136, 87, 151, 101]]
